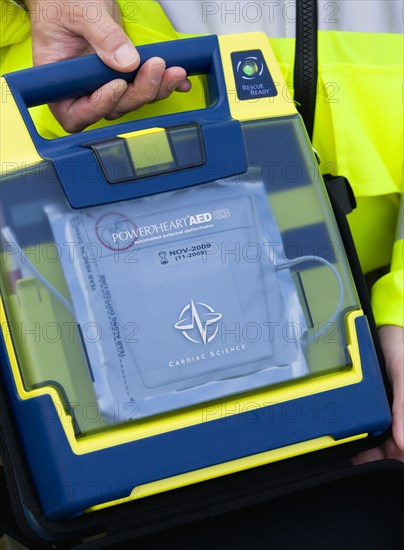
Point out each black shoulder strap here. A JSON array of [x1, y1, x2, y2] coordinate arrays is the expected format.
[[323, 174, 357, 215], [294, 0, 318, 140]]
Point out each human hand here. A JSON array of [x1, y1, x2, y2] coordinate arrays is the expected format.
[[353, 324, 404, 463], [26, 0, 191, 132]]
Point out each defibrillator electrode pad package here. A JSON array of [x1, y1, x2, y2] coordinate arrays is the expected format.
[[45, 181, 307, 420], [0, 34, 391, 521]]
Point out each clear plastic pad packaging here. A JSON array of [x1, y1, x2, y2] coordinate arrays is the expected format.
[[46, 178, 308, 422]]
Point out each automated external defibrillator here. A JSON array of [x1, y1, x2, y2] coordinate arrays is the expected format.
[[0, 34, 391, 521]]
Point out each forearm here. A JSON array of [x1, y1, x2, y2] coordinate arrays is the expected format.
[[373, 193, 404, 455], [372, 193, 404, 329]]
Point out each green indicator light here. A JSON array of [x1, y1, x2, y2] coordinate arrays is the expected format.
[[241, 60, 258, 77]]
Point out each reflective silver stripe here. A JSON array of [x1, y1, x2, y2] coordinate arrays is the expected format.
[[158, 1, 403, 36], [8, 0, 27, 10], [318, 0, 403, 34]]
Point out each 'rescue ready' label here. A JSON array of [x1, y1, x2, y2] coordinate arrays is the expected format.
[[231, 49, 278, 101]]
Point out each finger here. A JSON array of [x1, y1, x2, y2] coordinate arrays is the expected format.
[[105, 58, 166, 120], [379, 325, 404, 452], [107, 64, 191, 119], [381, 436, 404, 461], [391, 394, 404, 452], [352, 446, 386, 465], [389, 350, 404, 452], [176, 79, 193, 93], [154, 67, 192, 101], [50, 79, 128, 133], [73, 0, 139, 71]]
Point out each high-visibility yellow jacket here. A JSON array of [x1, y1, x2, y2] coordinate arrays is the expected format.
[[1, 0, 402, 328]]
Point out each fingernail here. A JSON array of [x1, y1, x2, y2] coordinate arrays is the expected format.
[[167, 78, 184, 91], [114, 44, 139, 68], [150, 61, 166, 85]]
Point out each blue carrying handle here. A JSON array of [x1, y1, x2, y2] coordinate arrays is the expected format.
[[6, 36, 222, 108], [4, 35, 247, 208]]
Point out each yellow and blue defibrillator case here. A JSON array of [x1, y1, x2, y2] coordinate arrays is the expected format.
[[0, 33, 391, 526]]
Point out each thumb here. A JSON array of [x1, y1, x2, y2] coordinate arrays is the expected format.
[[76, 2, 139, 71]]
